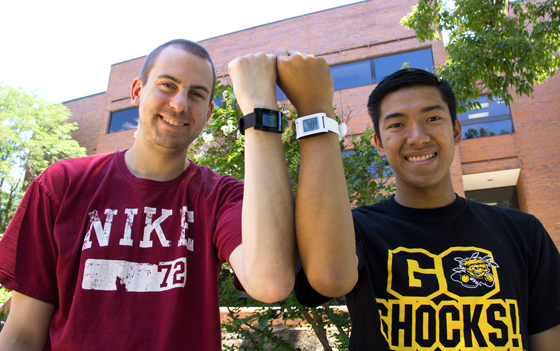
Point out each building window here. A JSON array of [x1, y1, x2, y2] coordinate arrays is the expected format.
[[465, 186, 520, 210], [329, 48, 434, 92], [373, 48, 434, 83], [462, 169, 520, 210], [331, 60, 375, 91], [108, 107, 139, 133], [458, 95, 514, 139], [109, 99, 223, 133], [276, 48, 434, 101]]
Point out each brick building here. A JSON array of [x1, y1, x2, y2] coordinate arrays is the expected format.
[[64, 0, 560, 246]]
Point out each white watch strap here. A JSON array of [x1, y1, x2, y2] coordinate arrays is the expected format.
[[323, 115, 340, 136]]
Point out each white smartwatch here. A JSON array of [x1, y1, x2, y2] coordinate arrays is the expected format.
[[295, 113, 347, 140]]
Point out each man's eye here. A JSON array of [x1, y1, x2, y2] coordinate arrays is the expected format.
[[162, 83, 173, 89], [427, 116, 441, 122], [388, 123, 403, 128], [192, 92, 204, 99]]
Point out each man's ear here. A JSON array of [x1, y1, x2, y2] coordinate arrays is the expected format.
[[373, 131, 386, 157], [453, 118, 463, 145], [131, 78, 142, 106], [206, 101, 214, 122]]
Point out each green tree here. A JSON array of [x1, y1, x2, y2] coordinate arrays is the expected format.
[[402, 0, 560, 112], [188, 83, 394, 350], [0, 84, 86, 234]]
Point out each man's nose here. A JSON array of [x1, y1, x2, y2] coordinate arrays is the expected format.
[[169, 91, 189, 113], [407, 122, 429, 145]]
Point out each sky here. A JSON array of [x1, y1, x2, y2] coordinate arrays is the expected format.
[[1, 0, 362, 104]]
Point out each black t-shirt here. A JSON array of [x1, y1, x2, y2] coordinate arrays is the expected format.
[[295, 195, 560, 350]]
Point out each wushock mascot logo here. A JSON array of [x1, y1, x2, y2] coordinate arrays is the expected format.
[[376, 247, 523, 350], [451, 252, 500, 288]]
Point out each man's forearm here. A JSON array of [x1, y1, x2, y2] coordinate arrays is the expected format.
[[240, 128, 296, 303], [227, 52, 296, 303], [275, 48, 357, 298], [296, 128, 357, 298]]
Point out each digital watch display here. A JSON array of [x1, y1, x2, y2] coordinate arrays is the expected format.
[[238, 108, 283, 135], [302, 118, 320, 133]]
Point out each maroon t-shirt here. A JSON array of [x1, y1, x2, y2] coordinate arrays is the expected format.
[[0, 150, 243, 350]]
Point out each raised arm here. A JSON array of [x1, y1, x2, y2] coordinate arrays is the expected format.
[[0, 291, 55, 351], [276, 48, 358, 297], [529, 324, 560, 351], [227, 52, 296, 303]]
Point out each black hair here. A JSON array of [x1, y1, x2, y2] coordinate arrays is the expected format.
[[140, 39, 216, 104], [367, 68, 457, 136]]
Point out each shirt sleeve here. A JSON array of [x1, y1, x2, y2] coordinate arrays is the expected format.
[[294, 262, 332, 308], [527, 218, 560, 334], [212, 174, 244, 265], [0, 175, 59, 304]]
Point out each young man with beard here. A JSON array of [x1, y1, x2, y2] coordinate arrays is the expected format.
[[277, 59, 560, 350], [0, 40, 296, 350]]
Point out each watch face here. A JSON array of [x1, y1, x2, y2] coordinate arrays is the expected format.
[[302, 117, 320, 132], [261, 111, 279, 128]]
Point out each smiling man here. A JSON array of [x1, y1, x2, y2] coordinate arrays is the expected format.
[[0, 39, 296, 350], [285, 67, 560, 350]]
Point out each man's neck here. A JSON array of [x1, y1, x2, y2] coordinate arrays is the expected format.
[[394, 179, 457, 209], [125, 142, 189, 182]]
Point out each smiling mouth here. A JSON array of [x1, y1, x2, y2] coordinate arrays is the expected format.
[[406, 152, 436, 162], [161, 115, 186, 126]]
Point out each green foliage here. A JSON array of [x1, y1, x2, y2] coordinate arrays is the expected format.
[[219, 265, 303, 351], [0, 286, 10, 306], [189, 83, 394, 349], [219, 264, 351, 351], [0, 85, 86, 234], [188, 84, 245, 180], [0, 286, 11, 331], [342, 126, 395, 207], [402, 0, 560, 112]]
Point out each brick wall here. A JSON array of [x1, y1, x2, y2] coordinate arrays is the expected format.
[[65, 92, 106, 155], [63, 0, 560, 244], [66, 0, 429, 153], [509, 73, 560, 246]]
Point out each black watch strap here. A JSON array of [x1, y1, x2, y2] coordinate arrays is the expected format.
[[238, 108, 283, 135], [238, 112, 257, 135]]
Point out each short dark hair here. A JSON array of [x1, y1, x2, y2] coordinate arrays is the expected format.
[[140, 39, 216, 104], [367, 68, 457, 136]]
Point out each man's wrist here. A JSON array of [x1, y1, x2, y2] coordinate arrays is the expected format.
[[241, 102, 278, 115], [238, 108, 284, 135], [295, 106, 334, 119]]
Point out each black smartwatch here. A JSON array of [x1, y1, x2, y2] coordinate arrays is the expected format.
[[238, 108, 283, 135]]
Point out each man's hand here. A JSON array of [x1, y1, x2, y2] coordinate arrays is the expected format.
[[276, 48, 334, 117], [228, 53, 277, 115]]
